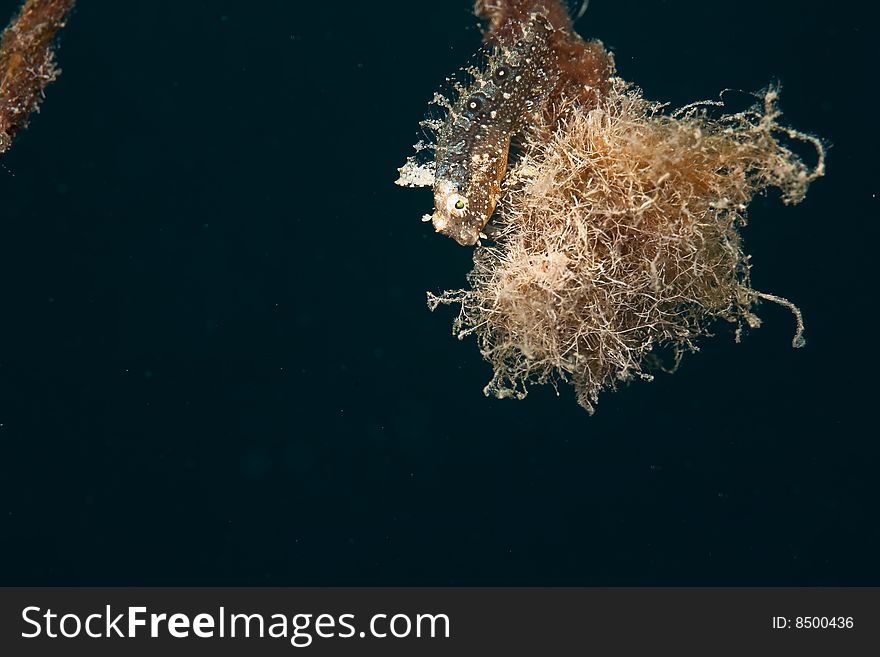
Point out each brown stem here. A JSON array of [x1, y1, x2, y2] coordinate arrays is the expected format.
[[0, 0, 75, 154]]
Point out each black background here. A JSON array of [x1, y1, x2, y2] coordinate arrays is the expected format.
[[0, 1, 875, 585]]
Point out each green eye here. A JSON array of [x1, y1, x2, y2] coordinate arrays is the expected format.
[[455, 200, 465, 210]]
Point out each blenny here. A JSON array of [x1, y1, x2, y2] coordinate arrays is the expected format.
[[397, 0, 614, 246]]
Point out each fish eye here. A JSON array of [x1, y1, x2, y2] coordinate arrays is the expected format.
[[446, 193, 468, 215], [494, 66, 509, 80]]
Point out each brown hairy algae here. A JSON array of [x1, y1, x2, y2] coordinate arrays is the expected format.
[[399, 1, 825, 412], [0, 0, 75, 155]]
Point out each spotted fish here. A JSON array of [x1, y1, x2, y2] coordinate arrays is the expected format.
[[396, 13, 560, 245]]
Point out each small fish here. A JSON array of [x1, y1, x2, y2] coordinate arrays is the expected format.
[[398, 1, 613, 246], [430, 15, 558, 245], [395, 13, 559, 246]]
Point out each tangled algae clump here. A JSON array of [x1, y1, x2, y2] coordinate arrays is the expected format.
[[428, 81, 824, 412]]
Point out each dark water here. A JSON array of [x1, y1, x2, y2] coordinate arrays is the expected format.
[[0, 1, 874, 584]]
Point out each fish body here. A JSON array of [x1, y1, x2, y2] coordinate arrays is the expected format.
[[396, 0, 613, 246], [431, 14, 558, 245]]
